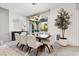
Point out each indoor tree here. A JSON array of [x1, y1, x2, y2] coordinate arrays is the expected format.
[[55, 8, 70, 39]]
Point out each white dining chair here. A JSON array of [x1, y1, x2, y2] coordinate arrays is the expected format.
[[15, 33, 28, 52], [19, 35, 27, 45], [26, 35, 43, 55], [15, 33, 21, 47], [19, 35, 28, 51], [42, 35, 55, 52]]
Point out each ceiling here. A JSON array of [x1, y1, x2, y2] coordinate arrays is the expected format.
[[0, 3, 62, 16]]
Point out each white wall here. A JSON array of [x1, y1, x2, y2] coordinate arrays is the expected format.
[[0, 7, 9, 42], [9, 10, 28, 40], [76, 4, 79, 46], [9, 10, 28, 32], [48, 3, 78, 46]]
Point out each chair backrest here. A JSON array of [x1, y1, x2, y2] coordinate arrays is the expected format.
[[19, 35, 27, 45], [48, 35, 55, 45], [15, 33, 20, 42], [27, 35, 37, 48]]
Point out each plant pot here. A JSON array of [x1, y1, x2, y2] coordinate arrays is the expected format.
[[58, 38, 68, 46]]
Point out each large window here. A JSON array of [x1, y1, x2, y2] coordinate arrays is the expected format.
[[29, 11, 49, 34], [29, 16, 48, 33], [40, 18, 48, 32]]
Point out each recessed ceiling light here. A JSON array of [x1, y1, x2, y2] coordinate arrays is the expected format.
[[32, 3, 37, 5]]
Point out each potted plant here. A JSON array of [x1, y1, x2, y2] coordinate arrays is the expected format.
[[30, 16, 40, 33], [55, 8, 70, 46]]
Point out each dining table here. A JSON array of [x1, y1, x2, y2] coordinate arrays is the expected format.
[[36, 35, 51, 53], [36, 35, 51, 42]]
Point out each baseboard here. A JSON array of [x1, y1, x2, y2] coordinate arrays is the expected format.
[[68, 44, 79, 47]]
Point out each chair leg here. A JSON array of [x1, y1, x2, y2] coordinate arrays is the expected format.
[[19, 44, 22, 49], [45, 44, 51, 53], [16, 42, 19, 47], [28, 47, 32, 54], [21, 44, 24, 50], [20, 44, 23, 50], [23, 45, 25, 52], [51, 45, 54, 49], [23, 45, 28, 52], [20, 44, 24, 50], [26, 46, 29, 52], [36, 49, 38, 56]]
